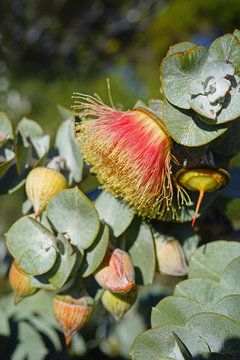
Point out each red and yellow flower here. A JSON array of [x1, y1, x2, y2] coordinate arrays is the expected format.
[[74, 94, 173, 219]]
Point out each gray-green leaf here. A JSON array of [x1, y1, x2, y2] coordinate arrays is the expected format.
[[46, 187, 100, 250], [94, 190, 134, 237], [6, 216, 57, 275]]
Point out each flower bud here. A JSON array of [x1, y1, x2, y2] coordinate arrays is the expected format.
[[176, 165, 230, 226], [53, 295, 94, 346], [101, 287, 137, 322], [155, 235, 188, 276], [25, 166, 68, 218], [8, 260, 38, 304], [94, 249, 135, 294]]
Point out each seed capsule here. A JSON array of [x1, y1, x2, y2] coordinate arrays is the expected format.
[[53, 295, 94, 346], [94, 249, 135, 294], [9, 260, 38, 304], [101, 287, 137, 322], [176, 165, 230, 226], [25, 166, 67, 217], [155, 235, 188, 276]]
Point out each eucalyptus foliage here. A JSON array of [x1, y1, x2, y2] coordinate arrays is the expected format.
[[1, 30, 240, 360]]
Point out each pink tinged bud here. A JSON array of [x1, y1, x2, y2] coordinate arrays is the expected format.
[[155, 236, 188, 276], [53, 295, 94, 346], [74, 94, 173, 220], [8, 260, 38, 305], [101, 287, 137, 322], [94, 249, 135, 294]]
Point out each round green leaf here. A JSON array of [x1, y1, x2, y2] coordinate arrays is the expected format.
[[201, 59, 235, 80], [189, 94, 221, 121], [129, 325, 209, 360], [148, 98, 163, 119], [172, 331, 194, 360], [198, 79, 240, 125], [174, 278, 232, 309], [188, 241, 240, 281], [55, 119, 83, 183], [163, 99, 229, 146], [166, 41, 196, 56], [0, 148, 15, 179], [186, 312, 240, 354], [80, 223, 109, 277], [208, 33, 239, 63], [151, 296, 208, 328], [15, 143, 31, 175], [160, 45, 208, 109], [46, 187, 100, 250], [229, 41, 240, 75], [214, 295, 240, 325], [0, 112, 14, 140], [125, 218, 155, 285], [16, 117, 44, 140], [6, 216, 57, 275], [94, 190, 134, 237], [215, 85, 240, 124], [220, 257, 240, 293], [31, 134, 50, 158], [233, 29, 240, 42], [48, 233, 77, 288]]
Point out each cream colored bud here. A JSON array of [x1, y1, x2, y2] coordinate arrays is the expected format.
[[25, 166, 67, 217], [155, 235, 188, 276], [101, 287, 137, 322]]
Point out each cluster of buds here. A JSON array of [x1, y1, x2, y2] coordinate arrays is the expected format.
[[52, 248, 136, 345]]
